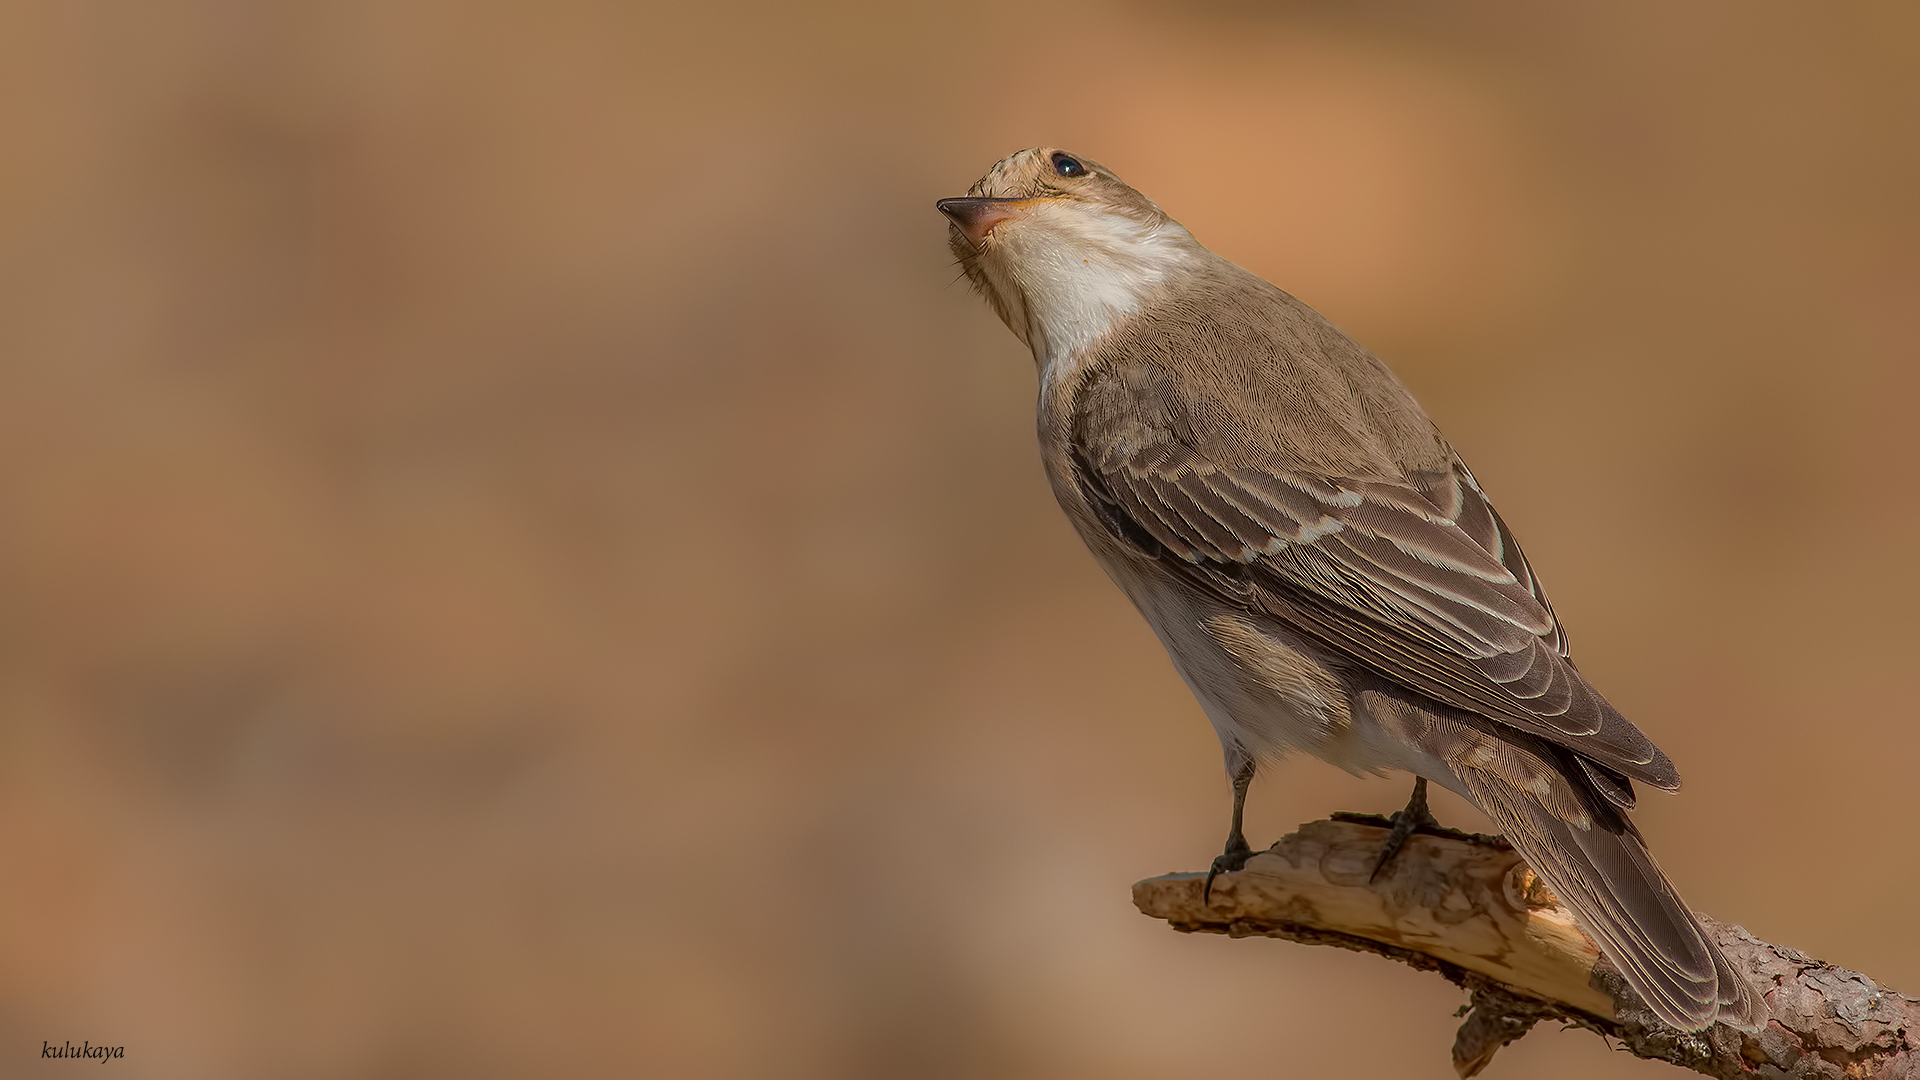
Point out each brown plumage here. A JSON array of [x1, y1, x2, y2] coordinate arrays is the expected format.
[[939, 147, 1763, 1032]]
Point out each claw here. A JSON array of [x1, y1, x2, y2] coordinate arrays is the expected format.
[[1370, 776, 1440, 883], [1204, 838, 1253, 903], [1207, 756, 1259, 904]]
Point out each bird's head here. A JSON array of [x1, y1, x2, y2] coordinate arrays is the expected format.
[[939, 148, 1204, 368]]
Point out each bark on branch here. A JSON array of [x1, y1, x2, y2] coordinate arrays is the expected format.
[[1132, 816, 1916, 1078]]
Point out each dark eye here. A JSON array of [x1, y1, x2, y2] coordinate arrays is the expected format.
[[1051, 152, 1086, 178]]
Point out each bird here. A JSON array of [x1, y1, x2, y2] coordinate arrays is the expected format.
[[937, 147, 1764, 1033]]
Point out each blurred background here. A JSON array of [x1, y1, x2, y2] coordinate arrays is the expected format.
[[1, 1, 1916, 1077]]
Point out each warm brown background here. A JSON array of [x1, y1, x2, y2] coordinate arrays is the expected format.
[[0, 2, 1915, 1078]]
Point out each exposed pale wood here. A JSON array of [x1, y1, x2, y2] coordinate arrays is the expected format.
[[1133, 816, 1919, 1078]]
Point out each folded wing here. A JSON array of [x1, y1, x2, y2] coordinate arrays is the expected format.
[[1072, 425, 1676, 793]]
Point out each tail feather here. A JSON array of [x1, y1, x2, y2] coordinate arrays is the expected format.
[[1459, 769, 1764, 1032]]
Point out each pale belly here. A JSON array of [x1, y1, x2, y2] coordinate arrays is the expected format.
[[1107, 551, 1473, 801]]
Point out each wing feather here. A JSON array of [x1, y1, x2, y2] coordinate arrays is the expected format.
[[1073, 425, 1674, 787]]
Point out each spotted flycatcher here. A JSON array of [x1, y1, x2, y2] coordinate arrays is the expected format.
[[939, 147, 1762, 1032]]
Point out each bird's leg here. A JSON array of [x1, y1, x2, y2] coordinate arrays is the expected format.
[[1370, 775, 1441, 882], [1203, 756, 1258, 903]]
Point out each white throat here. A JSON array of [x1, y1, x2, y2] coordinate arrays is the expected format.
[[979, 206, 1199, 386]]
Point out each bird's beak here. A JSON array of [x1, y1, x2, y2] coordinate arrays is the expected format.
[[936, 197, 1027, 248]]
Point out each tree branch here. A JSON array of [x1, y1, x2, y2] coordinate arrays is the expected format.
[[1132, 816, 1917, 1078]]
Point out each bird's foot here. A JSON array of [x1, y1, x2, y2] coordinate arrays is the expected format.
[[1202, 835, 1254, 903], [1370, 777, 1442, 883]]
